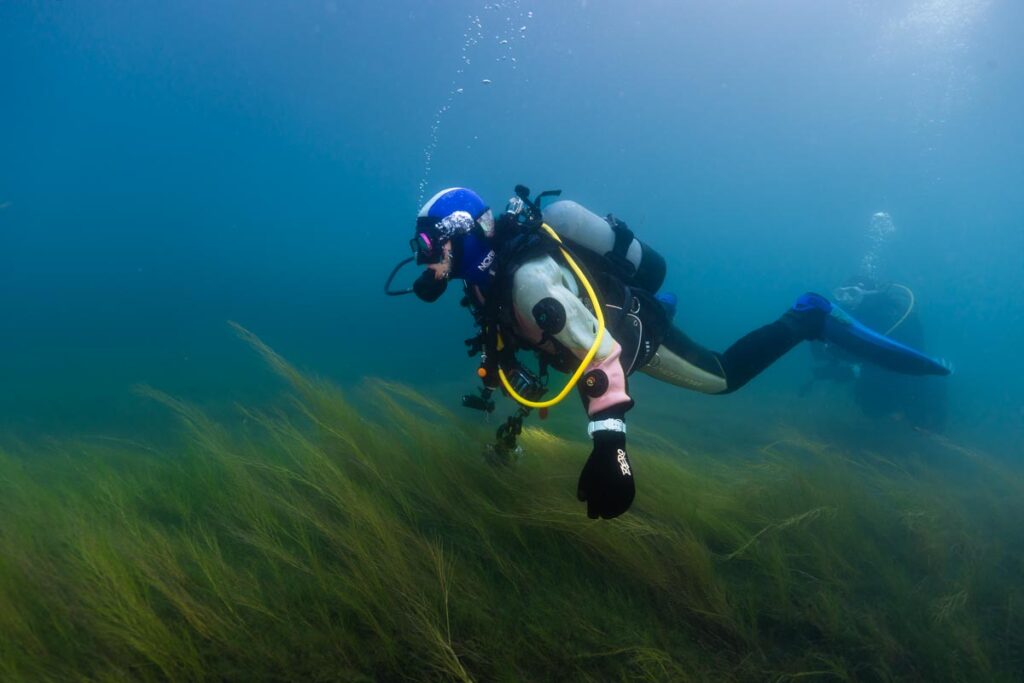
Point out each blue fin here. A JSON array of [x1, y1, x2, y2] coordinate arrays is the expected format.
[[824, 304, 952, 376]]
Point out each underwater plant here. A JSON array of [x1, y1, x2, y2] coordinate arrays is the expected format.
[[0, 327, 1021, 682]]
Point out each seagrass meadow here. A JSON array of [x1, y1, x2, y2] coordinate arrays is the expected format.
[[0, 329, 1021, 682]]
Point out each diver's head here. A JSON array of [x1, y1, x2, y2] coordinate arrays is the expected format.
[[411, 187, 497, 301], [412, 187, 494, 263], [832, 276, 879, 310]]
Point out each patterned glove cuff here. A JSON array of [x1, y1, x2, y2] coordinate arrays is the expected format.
[[587, 419, 626, 437]]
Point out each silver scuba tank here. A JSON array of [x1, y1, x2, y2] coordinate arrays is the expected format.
[[542, 200, 666, 293]]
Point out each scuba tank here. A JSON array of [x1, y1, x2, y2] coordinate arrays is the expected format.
[[542, 200, 667, 294]]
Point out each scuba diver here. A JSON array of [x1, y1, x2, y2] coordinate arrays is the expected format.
[[806, 276, 948, 432], [385, 186, 952, 520]]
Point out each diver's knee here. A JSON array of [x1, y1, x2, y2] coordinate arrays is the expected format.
[[642, 351, 729, 394]]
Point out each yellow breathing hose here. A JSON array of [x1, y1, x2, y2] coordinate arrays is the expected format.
[[497, 223, 606, 409], [884, 283, 915, 335]]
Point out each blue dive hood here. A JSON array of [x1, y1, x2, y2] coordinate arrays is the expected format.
[[454, 230, 496, 289]]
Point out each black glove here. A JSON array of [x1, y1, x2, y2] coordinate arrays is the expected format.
[[577, 430, 635, 519]]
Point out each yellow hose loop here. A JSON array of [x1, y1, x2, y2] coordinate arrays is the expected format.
[[884, 283, 915, 335], [498, 223, 606, 409]]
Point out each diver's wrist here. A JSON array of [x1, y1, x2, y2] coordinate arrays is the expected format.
[[588, 419, 626, 437]]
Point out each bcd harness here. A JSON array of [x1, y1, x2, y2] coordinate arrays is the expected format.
[[463, 186, 608, 412]]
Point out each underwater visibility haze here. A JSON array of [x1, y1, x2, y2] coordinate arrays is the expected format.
[[1, 1, 1023, 680]]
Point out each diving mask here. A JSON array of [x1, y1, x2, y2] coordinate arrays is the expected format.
[[410, 230, 439, 265], [412, 210, 494, 264]]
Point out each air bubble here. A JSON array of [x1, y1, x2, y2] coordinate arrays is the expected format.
[[417, 0, 532, 205], [858, 212, 897, 281]]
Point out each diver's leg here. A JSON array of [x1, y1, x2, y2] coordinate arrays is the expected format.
[[641, 327, 728, 394], [642, 291, 950, 395], [642, 300, 826, 394]]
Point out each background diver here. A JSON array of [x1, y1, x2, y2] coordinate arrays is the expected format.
[[806, 275, 948, 432], [386, 186, 952, 520]]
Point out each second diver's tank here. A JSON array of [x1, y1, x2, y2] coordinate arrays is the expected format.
[[542, 199, 666, 293]]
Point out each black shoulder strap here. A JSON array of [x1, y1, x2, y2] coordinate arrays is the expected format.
[[607, 215, 634, 259], [604, 214, 636, 279]]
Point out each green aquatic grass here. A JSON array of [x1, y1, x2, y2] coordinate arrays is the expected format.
[[0, 330, 1021, 681]]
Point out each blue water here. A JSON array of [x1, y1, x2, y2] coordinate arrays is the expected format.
[[1, 1, 1021, 453]]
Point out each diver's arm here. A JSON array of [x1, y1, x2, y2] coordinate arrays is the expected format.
[[512, 257, 635, 519], [511, 258, 633, 416]]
